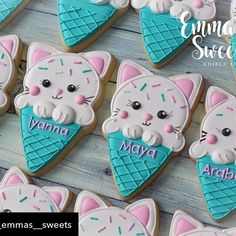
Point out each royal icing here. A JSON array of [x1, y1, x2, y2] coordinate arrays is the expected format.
[[102, 60, 203, 198], [0, 166, 70, 212], [14, 42, 112, 174], [169, 210, 236, 236], [0, 35, 20, 113], [91, 0, 129, 9], [75, 191, 158, 236]]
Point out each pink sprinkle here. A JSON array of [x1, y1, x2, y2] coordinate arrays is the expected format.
[[152, 83, 161, 88], [1, 192, 6, 200], [180, 105, 187, 109], [119, 214, 126, 220], [146, 93, 150, 100], [128, 223, 135, 232], [97, 227, 106, 233], [172, 95, 176, 103], [0, 62, 6, 67], [227, 107, 234, 111], [109, 216, 112, 223], [55, 71, 63, 75], [19, 188, 21, 195], [130, 81, 136, 88], [74, 61, 82, 64], [33, 205, 40, 211], [86, 77, 90, 84], [48, 59, 55, 63], [33, 190, 37, 197], [166, 88, 174, 92], [70, 69, 72, 76]]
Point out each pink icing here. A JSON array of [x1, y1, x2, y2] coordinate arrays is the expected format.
[[174, 79, 194, 100], [75, 95, 86, 105], [143, 113, 153, 122], [81, 197, 100, 215], [30, 86, 40, 96], [5, 175, 24, 185], [48, 192, 62, 206], [0, 39, 14, 54], [194, 0, 204, 8], [121, 65, 141, 84], [31, 49, 52, 65], [175, 219, 197, 235], [206, 134, 217, 144], [88, 57, 104, 75], [118, 110, 128, 119], [130, 206, 150, 226], [211, 91, 229, 107], [164, 124, 174, 133], [55, 88, 63, 96]]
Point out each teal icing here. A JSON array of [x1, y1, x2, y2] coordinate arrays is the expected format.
[[197, 156, 236, 221], [108, 131, 173, 197], [58, 0, 117, 48], [20, 106, 81, 173], [230, 35, 236, 72], [0, 0, 24, 24], [139, 7, 197, 65]]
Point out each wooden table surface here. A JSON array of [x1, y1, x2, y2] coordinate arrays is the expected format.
[[0, 0, 235, 234]]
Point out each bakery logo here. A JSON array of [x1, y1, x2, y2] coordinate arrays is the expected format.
[[181, 12, 236, 60]]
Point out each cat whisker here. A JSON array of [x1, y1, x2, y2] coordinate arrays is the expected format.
[[202, 130, 208, 135], [200, 138, 206, 142]]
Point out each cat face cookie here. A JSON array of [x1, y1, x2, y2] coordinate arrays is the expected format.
[[58, 0, 129, 52], [0, 35, 22, 115], [0, 0, 31, 29], [190, 86, 236, 221], [14, 42, 114, 176], [75, 191, 159, 236], [102, 60, 204, 199], [169, 210, 236, 236], [0, 166, 71, 212], [131, 0, 216, 68]]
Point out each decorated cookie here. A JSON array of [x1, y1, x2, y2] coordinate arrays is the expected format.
[[169, 210, 236, 236], [131, 0, 216, 68], [0, 0, 31, 29], [58, 0, 130, 52], [14, 42, 115, 176], [189, 86, 236, 221], [0, 35, 22, 115], [75, 190, 159, 235], [0, 166, 71, 212], [102, 60, 204, 199]]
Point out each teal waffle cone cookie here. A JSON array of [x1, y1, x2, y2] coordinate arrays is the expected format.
[[58, 0, 129, 52], [14, 42, 114, 176]]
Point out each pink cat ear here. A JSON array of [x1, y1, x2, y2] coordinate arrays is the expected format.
[[117, 60, 153, 87], [74, 191, 108, 216], [0, 35, 20, 59], [126, 199, 158, 235], [170, 74, 203, 109], [223, 228, 236, 235], [1, 166, 30, 186], [81, 51, 112, 79], [169, 211, 203, 236], [27, 42, 61, 69], [205, 86, 235, 112], [43, 187, 70, 212]]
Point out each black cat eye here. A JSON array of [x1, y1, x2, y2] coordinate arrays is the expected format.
[[67, 84, 76, 92], [222, 128, 231, 136], [132, 101, 141, 110], [157, 110, 168, 119], [42, 79, 51, 88]]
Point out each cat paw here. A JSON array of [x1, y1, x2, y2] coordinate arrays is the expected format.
[[212, 149, 236, 164], [150, 0, 172, 13], [123, 124, 143, 139], [76, 105, 95, 126], [33, 101, 55, 119], [14, 93, 29, 110], [52, 105, 76, 125], [110, 0, 129, 8], [0, 92, 8, 108], [102, 117, 120, 135], [142, 130, 162, 146], [170, 4, 193, 20]]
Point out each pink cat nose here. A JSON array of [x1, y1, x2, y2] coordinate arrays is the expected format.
[[194, 0, 204, 8], [55, 88, 63, 96], [143, 113, 153, 122]]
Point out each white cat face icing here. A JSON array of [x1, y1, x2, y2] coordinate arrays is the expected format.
[[169, 210, 236, 236], [75, 191, 158, 236], [131, 0, 216, 21], [103, 60, 203, 151], [189, 86, 236, 165], [91, 0, 129, 9], [0, 35, 20, 109], [14, 43, 112, 125], [0, 166, 70, 212]]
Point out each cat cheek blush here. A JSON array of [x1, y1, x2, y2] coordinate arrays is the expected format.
[[75, 95, 86, 105], [29, 86, 40, 96], [164, 124, 174, 133], [206, 134, 217, 144], [118, 111, 128, 119]]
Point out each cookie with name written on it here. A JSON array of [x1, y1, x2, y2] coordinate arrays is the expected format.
[[0, 0, 31, 30], [58, 0, 129, 52], [0, 35, 22, 115], [75, 190, 159, 235], [169, 210, 236, 236], [14, 42, 115, 176], [131, 0, 216, 68], [189, 86, 236, 221], [102, 60, 204, 200], [0, 166, 72, 212]]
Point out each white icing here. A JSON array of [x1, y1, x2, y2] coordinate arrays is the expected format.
[[231, 0, 236, 18], [91, 0, 129, 9], [169, 211, 236, 236], [131, 0, 216, 21], [14, 43, 112, 126], [123, 124, 143, 139], [142, 130, 162, 146]]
